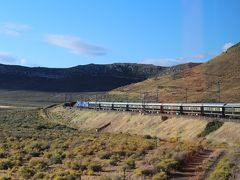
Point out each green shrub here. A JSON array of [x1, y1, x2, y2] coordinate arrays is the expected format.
[[141, 168, 154, 177], [0, 159, 13, 170], [51, 170, 81, 180], [121, 158, 135, 169], [144, 135, 153, 139], [0, 177, 11, 180], [209, 157, 236, 180], [133, 168, 142, 177], [99, 151, 112, 159], [29, 158, 48, 170], [156, 158, 178, 173], [100, 176, 112, 180], [18, 166, 35, 179], [0, 150, 8, 158], [108, 154, 120, 166], [33, 172, 46, 179], [88, 163, 102, 172], [66, 159, 87, 171], [198, 121, 224, 137], [45, 151, 66, 164], [153, 172, 168, 180]]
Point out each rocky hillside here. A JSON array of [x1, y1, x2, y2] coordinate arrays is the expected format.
[[110, 43, 240, 102], [0, 63, 167, 92]]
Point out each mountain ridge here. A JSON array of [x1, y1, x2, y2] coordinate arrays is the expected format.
[[0, 63, 168, 92], [110, 42, 240, 102]]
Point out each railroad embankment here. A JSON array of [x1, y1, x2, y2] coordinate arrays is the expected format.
[[45, 105, 240, 145], [46, 105, 207, 140]]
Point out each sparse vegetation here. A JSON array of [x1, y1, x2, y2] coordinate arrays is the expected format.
[[0, 108, 203, 179], [209, 156, 236, 180]]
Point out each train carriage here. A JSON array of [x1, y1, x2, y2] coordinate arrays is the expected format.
[[75, 101, 89, 108], [202, 103, 225, 117], [162, 103, 182, 115], [99, 102, 113, 110], [224, 103, 240, 118], [144, 103, 162, 113], [182, 103, 203, 115], [113, 102, 128, 111], [88, 102, 101, 109], [128, 102, 143, 112]]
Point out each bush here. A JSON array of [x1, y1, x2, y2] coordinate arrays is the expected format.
[[18, 166, 35, 179], [198, 121, 224, 137], [209, 157, 236, 180], [0, 176, 11, 180], [99, 151, 112, 159], [153, 172, 168, 180], [46, 151, 66, 164], [161, 116, 168, 121], [133, 168, 142, 177], [144, 135, 153, 139], [100, 176, 112, 180], [141, 168, 154, 177], [0, 159, 13, 170], [108, 154, 120, 166], [88, 163, 102, 172], [24, 141, 49, 157], [51, 170, 81, 180], [29, 158, 48, 170], [67, 159, 87, 171], [156, 158, 178, 173], [0, 150, 8, 158], [33, 172, 46, 179], [121, 158, 136, 170], [108, 159, 118, 166]]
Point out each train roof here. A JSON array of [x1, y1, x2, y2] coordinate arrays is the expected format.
[[182, 103, 203, 107], [113, 102, 128, 105], [128, 102, 143, 105], [145, 103, 162, 106], [224, 103, 240, 107], [162, 103, 182, 106], [202, 103, 225, 107]]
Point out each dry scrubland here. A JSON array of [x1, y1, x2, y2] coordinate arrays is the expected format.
[[0, 108, 208, 180], [0, 106, 240, 179]]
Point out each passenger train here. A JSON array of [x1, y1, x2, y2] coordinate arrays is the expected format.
[[74, 101, 240, 119]]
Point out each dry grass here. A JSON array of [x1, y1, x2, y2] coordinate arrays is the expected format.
[[48, 106, 240, 146], [110, 44, 240, 103], [0, 108, 205, 179], [206, 122, 240, 145], [48, 106, 208, 141]]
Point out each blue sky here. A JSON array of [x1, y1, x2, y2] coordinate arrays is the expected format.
[[0, 0, 239, 67]]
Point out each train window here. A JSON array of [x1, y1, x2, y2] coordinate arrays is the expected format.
[[204, 107, 222, 111]]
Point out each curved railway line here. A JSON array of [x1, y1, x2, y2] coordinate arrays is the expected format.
[[73, 101, 240, 120]]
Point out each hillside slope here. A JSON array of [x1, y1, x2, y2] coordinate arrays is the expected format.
[[46, 106, 240, 145], [46, 105, 208, 140], [0, 63, 166, 92], [110, 43, 240, 102]]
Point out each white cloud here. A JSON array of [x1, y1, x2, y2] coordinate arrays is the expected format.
[[0, 51, 31, 66], [138, 51, 219, 66], [20, 58, 28, 66], [0, 51, 16, 63], [139, 58, 184, 66], [222, 42, 234, 52], [44, 34, 107, 56], [0, 22, 31, 36]]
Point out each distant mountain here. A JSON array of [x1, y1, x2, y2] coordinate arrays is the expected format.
[[0, 63, 168, 92], [110, 43, 240, 103]]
